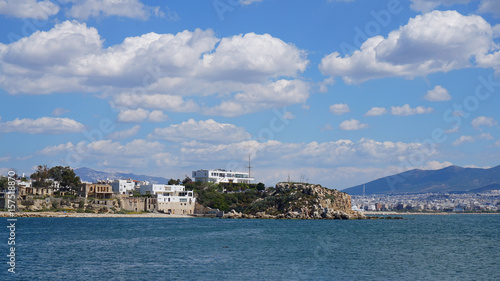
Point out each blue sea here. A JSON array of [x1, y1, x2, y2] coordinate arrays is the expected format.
[[1, 215, 499, 280]]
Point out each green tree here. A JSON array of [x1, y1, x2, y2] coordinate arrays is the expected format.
[[256, 182, 266, 191], [168, 178, 181, 185], [182, 176, 192, 185], [30, 165, 50, 187]]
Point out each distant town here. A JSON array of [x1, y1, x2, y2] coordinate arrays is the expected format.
[[352, 191, 500, 213]]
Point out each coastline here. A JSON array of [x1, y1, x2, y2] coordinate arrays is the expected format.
[[363, 211, 500, 215], [0, 211, 196, 218]]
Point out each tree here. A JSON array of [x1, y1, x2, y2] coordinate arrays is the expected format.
[[182, 176, 192, 185], [30, 165, 50, 187], [168, 178, 180, 185], [256, 182, 266, 191]]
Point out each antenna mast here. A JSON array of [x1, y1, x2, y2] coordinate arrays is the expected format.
[[245, 155, 253, 179]]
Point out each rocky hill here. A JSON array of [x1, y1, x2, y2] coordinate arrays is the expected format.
[[225, 182, 364, 219]]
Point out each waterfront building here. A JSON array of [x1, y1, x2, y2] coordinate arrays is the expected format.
[[192, 169, 254, 184], [155, 185, 196, 215], [78, 183, 113, 199], [110, 179, 135, 195]]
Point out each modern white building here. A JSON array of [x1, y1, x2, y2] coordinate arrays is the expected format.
[[140, 184, 170, 195], [111, 179, 136, 195], [156, 185, 196, 215], [192, 169, 254, 184]]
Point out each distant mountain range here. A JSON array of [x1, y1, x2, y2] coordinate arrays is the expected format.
[[74, 167, 170, 184], [342, 165, 500, 195]]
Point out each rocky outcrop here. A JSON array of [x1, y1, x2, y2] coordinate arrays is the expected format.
[[224, 182, 365, 220]]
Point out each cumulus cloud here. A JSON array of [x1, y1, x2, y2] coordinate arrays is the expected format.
[[149, 119, 251, 143], [391, 104, 433, 116], [471, 116, 497, 130], [107, 125, 141, 140], [339, 119, 368, 131], [0, 0, 59, 19], [424, 85, 451, 102], [0, 117, 85, 134], [452, 133, 493, 146], [365, 107, 387, 117], [116, 108, 168, 123], [0, 22, 309, 116], [147, 110, 168, 122], [319, 11, 496, 84], [329, 103, 350, 115], [66, 0, 159, 20], [116, 108, 150, 123]]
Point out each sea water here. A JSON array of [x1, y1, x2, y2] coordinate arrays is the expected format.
[[1, 215, 499, 280]]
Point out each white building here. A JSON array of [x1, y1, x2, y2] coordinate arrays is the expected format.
[[156, 185, 196, 214], [192, 169, 254, 184], [111, 179, 136, 195]]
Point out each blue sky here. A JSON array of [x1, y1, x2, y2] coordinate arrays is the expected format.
[[1, 0, 500, 189]]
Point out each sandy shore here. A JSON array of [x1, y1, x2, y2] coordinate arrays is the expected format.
[[0, 211, 196, 218]]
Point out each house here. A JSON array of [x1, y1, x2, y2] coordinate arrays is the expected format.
[[78, 183, 113, 199], [110, 179, 136, 195], [139, 184, 170, 195], [156, 185, 196, 215], [120, 197, 157, 212], [192, 169, 254, 184]]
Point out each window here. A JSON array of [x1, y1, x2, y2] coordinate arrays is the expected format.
[[180, 198, 187, 202]]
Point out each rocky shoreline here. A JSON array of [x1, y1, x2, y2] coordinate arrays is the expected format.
[[0, 211, 195, 218]]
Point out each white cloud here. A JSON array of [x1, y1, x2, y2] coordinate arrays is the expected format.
[[51, 107, 70, 116], [0, 117, 85, 134], [391, 104, 433, 116], [471, 116, 497, 130], [0, 156, 11, 162], [148, 110, 168, 122], [410, 0, 500, 18], [38, 142, 75, 155], [319, 11, 496, 84], [409, 0, 470, 12], [116, 108, 169, 123], [365, 107, 387, 117], [0, 22, 310, 117], [107, 125, 140, 140], [478, 0, 500, 18], [452, 133, 493, 146], [422, 160, 454, 170], [117, 108, 150, 123], [329, 103, 350, 115], [424, 85, 451, 102], [321, 124, 334, 131], [149, 119, 251, 143], [339, 119, 368, 131], [66, 0, 159, 20], [112, 94, 199, 112], [282, 111, 295, 120], [0, 0, 59, 19]]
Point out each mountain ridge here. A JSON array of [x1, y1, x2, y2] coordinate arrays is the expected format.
[[342, 165, 500, 195], [74, 167, 171, 184]]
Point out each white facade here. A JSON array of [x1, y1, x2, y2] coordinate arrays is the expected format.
[[156, 185, 195, 204], [140, 183, 181, 195], [192, 169, 254, 184], [111, 179, 136, 195]]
